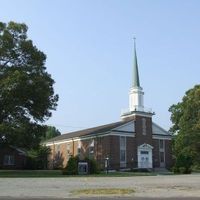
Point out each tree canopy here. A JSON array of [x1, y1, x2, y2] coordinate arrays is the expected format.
[[0, 21, 58, 149], [42, 126, 61, 141], [169, 85, 200, 171]]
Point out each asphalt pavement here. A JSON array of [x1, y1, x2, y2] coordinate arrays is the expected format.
[[0, 198, 200, 200], [0, 175, 200, 199]]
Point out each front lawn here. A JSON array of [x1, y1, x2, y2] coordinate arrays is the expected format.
[[0, 170, 62, 177], [0, 170, 173, 178]]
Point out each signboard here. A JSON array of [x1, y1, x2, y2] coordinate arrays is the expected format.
[[78, 161, 88, 175]]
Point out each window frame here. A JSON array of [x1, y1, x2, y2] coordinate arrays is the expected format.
[[120, 136, 126, 163], [3, 155, 15, 166]]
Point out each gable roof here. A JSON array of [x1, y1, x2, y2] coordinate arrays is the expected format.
[[0, 145, 27, 156], [152, 122, 170, 135], [44, 120, 131, 143]]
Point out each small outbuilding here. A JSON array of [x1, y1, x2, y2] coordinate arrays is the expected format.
[[0, 145, 27, 169]]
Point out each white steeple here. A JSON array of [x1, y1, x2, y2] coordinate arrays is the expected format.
[[129, 39, 144, 112], [121, 39, 154, 120]]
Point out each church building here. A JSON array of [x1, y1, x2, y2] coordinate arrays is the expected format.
[[45, 42, 172, 170]]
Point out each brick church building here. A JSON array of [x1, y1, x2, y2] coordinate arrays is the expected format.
[[45, 42, 172, 170]]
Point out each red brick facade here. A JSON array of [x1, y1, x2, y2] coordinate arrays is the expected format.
[[46, 115, 173, 170]]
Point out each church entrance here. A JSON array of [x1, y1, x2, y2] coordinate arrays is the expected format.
[[137, 144, 153, 169]]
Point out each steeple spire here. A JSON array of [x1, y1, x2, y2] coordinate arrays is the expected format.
[[132, 38, 140, 88]]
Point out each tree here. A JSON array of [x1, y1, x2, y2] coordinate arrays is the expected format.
[[0, 21, 58, 149], [26, 146, 51, 169], [169, 85, 200, 172], [43, 126, 61, 141]]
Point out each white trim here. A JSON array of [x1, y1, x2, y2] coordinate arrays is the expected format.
[[138, 143, 153, 149], [121, 112, 153, 119], [152, 135, 172, 140], [137, 143, 153, 169], [152, 122, 169, 134], [45, 132, 135, 146], [110, 132, 135, 137], [45, 133, 171, 147], [112, 121, 135, 132]]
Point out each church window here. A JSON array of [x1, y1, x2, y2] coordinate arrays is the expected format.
[[89, 139, 94, 158], [159, 140, 164, 150], [67, 143, 71, 157], [120, 136, 126, 163], [142, 118, 147, 135], [159, 140, 165, 165], [56, 144, 60, 154], [77, 141, 81, 158]]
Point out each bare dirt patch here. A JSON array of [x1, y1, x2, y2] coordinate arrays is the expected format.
[[71, 188, 135, 197]]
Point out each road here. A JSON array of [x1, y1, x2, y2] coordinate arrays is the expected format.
[[0, 174, 199, 199], [0, 198, 200, 200]]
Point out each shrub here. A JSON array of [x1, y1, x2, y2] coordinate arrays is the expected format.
[[63, 156, 79, 175], [173, 152, 193, 174], [85, 157, 100, 174]]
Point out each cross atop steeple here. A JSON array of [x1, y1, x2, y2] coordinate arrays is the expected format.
[[132, 38, 140, 88]]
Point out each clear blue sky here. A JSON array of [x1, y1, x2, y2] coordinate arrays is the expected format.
[[1, 0, 200, 133]]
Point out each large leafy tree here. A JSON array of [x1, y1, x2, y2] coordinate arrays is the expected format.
[[0, 21, 58, 149], [42, 126, 61, 141], [169, 85, 200, 171]]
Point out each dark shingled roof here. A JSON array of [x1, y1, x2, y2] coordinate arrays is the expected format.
[[45, 120, 130, 143]]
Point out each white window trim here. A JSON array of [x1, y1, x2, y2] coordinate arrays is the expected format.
[[159, 140, 165, 166], [159, 139, 165, 152], [120, 136, 126, 166], [77, 141, 81, 157]]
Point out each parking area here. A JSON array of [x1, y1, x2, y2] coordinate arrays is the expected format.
[[0, 174, 199, 198]]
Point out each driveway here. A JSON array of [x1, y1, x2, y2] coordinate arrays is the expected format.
[[0, 174, 199, 198]]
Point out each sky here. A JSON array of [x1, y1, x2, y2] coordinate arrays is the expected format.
[[1, 0, 200, 133]]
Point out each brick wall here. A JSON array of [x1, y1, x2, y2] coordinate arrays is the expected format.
[[152, 139, 173, 169], [134, 115, 153, 146], [152, 139, 160, 168], [165, 140, 173, 169]]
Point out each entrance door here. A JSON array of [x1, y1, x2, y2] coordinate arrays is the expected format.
[[159, 151, 165, 167], [137, 144, 153, 169], [140, 151, 150, 168]]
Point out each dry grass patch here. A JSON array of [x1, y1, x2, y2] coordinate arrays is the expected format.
[[71, 188, 135, 197]]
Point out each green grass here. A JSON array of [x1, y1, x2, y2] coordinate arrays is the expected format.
[[0, 170, 173, 178], [0, 170, 63, 177], [71, 188, 135, 196]]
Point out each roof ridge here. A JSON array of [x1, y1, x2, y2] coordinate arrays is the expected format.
[[44, 120, 133, 144]]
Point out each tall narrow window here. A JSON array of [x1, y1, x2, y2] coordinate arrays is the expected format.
[[67, 143, 71, 157], [89, 139, 94, 159], [120, 136, 126, 163], [142, 118, 147, 135], [159, 140, 164, 150], [77, 141, 81, 158], [159, 140, 165, 167], [56, 144, 60, 154]]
